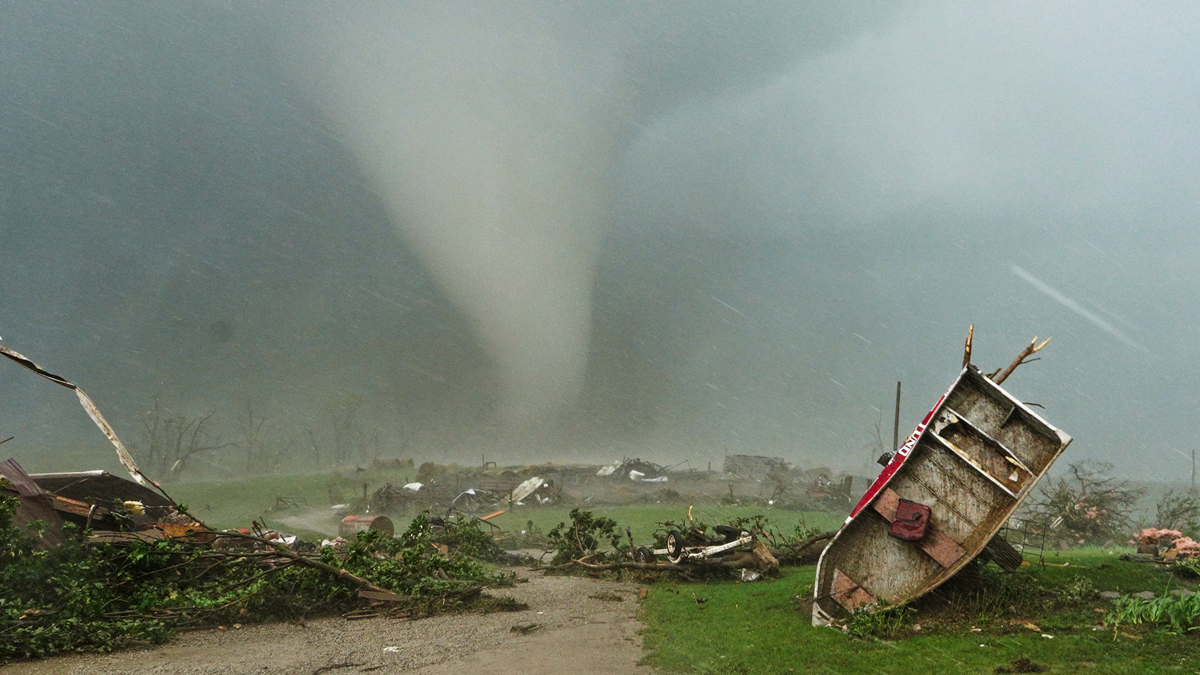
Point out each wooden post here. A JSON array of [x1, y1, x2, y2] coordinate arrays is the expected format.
[[893, 381, 902, 451], [1192, 447, 1196, 494]]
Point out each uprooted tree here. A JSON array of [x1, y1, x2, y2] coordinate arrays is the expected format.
[[1154, 489, 1200, 538], [1026, 461, 1144, 546]]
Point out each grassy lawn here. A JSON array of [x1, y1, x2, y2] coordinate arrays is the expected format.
[[639, 550, 1200, 674], [485, 505, 843, 549], [169, 472, 338, 528]]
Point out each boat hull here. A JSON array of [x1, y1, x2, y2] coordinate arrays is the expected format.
[[812, 366, 1071, 625]]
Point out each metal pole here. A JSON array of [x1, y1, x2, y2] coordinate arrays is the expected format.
[[893, 381, 902, 451]]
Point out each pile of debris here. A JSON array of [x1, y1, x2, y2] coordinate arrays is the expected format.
[[0, 341, 535, 663], [597, 458, 669, 483], [0, 487, 520, 661], [546, 507, 785, 581], [0, 459, 206, 547], [720, 454, 857, 511], [723, 454, 789, 479], [344, 474, 562, 520]]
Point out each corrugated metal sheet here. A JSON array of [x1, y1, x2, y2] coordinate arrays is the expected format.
[[0, 344, 180, 508], [0, 457, 66, 548], [30, 470, 172, 508]]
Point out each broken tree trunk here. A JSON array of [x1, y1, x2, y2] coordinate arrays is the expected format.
[[771, 530, 837, 564]]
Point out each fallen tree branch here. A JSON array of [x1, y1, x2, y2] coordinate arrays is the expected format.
[[992, 336, 1051, 385], [556, 556, 774, 573], [770, 530, 837, 559], [212, 532, 404, 602], [221, 561, 296, 592]]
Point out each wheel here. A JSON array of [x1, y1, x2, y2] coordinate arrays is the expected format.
[[666, 529, 684, 563], [635, 545, 655, 564]]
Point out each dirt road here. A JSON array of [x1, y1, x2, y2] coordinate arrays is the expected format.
[[2, 570, 654, 675]]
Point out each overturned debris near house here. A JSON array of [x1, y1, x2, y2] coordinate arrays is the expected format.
[[1, 458, 207, 546], [723, 454, 789, 479], [597, 458, 669, 482], [340, 514, 395, 539], [0, 342, 211, 546], [813, 339, 1072, 626]]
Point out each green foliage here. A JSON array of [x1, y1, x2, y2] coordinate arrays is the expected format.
[[0, 496, 517, 663], [1107, 591, 1200, 634], [845, 603, 915, 640], [419, 513, 507, 563], [547, 508, 621, 566], [1053, 574, 1099, 605], [1173, 557, 1200, 580]]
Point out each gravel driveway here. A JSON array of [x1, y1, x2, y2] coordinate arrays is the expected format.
[[1, 570, 654, 675]]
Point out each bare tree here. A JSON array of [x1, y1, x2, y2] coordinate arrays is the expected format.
[[396, 418, 422, 457], [327, 395, 367, 467], [237, 402, 268, 471], [136, 397, 233, 478], [305, 426, 321, 468]]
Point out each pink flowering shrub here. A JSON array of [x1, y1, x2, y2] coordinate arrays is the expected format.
[[1128, 529, 1200, 558], [1132, 528, 1184, 547], [1173, 537, 1200, 558]]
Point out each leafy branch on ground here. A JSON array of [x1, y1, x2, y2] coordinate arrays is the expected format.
[[0, 497, 520, 662], [547, 508, 622, 566]]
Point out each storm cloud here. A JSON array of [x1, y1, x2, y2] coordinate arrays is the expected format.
[[0, 1, 1196, 480]]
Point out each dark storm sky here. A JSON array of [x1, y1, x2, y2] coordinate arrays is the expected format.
[[0, 2, 1197, 480]]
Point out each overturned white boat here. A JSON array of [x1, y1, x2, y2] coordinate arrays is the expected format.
[[813, 366, 1071, 626]]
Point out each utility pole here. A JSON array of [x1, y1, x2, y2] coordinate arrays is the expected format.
[[893, 381, 902, 451], [1192, 447, 1196, 494]]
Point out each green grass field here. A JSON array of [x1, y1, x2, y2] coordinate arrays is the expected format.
[[485, 505, 842, 549], [170, 471, 347, 531], [638, 549, 1200, 674], [168, 472, 845, 545]]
